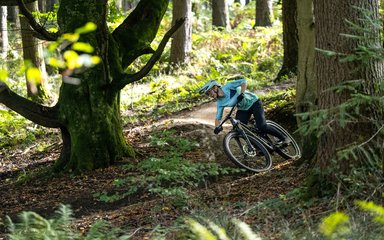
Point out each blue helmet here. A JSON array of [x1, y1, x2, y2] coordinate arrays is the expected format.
[[198, 80, 221, 94]]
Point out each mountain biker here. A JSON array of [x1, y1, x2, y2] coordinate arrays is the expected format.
[[198, 78, 289, 144]]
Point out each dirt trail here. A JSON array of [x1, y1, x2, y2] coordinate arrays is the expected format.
[[163, 82, 294, 127], [0, 82, 305, 239]]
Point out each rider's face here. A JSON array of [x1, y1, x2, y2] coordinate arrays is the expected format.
[[207, 87, 218, 98]]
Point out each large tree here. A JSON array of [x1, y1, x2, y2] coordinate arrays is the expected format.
[[0, 0, 184, 172], [313, 0, 383, 192]]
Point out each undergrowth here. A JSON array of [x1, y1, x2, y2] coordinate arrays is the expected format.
[[93, 129, 243, 206]]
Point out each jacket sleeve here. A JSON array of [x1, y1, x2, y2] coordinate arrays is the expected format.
[[216, 105, 224, 120], [226, 79, 247, 89]]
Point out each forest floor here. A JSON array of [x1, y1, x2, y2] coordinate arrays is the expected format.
[[0, 87, 329, 239]]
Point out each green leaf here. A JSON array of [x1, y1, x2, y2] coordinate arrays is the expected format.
[[62, 33, 79, 42], [63, 50, 80, 69], [0, 68, 8, 81], [75, 22, 97, 34], [315, 48, 338, 57], [319, 212, 350, 238], [47, 58, 66, 68], [72, 42, 94, 53], [26, 67, 42, 85]]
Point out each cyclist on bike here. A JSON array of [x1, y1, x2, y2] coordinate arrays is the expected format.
[[198, 77, 289, 145]]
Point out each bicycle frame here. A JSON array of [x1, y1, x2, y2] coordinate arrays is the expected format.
[[219, 105, 276, 152]]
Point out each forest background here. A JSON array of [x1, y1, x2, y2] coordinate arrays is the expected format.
[[0, 0, 383, 239]]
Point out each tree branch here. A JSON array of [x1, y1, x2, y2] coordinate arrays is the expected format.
[[0, 0, 34, 6], [110, 18, 185, 92], [17, 0, 58, 41], [0, 81, 63, 128], [112, 0, 170, 69]]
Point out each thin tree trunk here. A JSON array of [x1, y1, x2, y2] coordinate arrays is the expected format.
[[170, 0, 192, 65], [275, 0, 298, 81], [255, 0, 273, 27], [114, 0, 123, 10], [19, 1, 49, 102], [296, 0, 316, 161], [46, 0, 58, 12], [212, 0, 230, 30], [0, 6, 8, 59]]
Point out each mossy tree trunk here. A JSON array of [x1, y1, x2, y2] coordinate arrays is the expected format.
[[0, 0, 184, 173]]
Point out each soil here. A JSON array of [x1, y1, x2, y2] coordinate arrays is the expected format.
[[0, 97, 314, 239]]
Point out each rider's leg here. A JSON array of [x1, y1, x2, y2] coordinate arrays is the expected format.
[[252, 100, 287, 142], [235, 109, 252, 124]]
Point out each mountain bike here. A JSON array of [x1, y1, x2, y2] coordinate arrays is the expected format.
[[216, 105, 301, 172]]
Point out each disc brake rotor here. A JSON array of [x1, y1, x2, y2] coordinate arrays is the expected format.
[[243, 145, 256, 157]]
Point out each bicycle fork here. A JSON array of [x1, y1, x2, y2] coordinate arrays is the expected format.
[[231, 119, 256, 152]]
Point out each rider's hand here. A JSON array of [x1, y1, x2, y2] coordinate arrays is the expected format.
[[214, 126, 223, 134], [237, 93, 244, 103]]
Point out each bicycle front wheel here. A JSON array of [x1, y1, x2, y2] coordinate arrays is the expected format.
[[266, 120, 301, 160], [223, 131, 272, 172]]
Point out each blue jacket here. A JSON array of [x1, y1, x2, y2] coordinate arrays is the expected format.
[[216, 79, 259, 120]]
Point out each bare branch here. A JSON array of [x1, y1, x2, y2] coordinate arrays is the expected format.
[[17, 0, 58, 41], [110, 18, 186, 92], [0, 81, 63, 128]]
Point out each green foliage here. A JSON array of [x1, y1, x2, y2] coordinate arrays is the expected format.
[[317, 200, 384, 240], [0, 110, 45, 148], [6, 204, 129, 240], [319, 212, 350, 240], [31, 4, 59, 33], [94, 129, 242, 204], [7, 204, 75, 239], [185, 217, 262, 240], [119, 3, 283, 124]]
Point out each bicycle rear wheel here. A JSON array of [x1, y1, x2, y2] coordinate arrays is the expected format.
[[223, 131, 272, 172], [266, 120, 301, 160]]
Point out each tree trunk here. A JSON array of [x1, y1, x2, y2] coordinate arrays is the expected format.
[[170, 0, 192, 65], [296, 0, 316, 161], [212, 0, 230, 30], [114, 0, 123, 10], [0, 6, 8, 59], [0, 0, 180, 173], [313, 0, 383, 193], [122, 0, 138, 11], [46, 0, 58, 12], [19, 1, 49, 102], [7, 6, 20, 25], [37, 0, 46, 12], [54, 0, 172, 172], [275, 0, 298, 81], [255, 0, 273, 27]]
